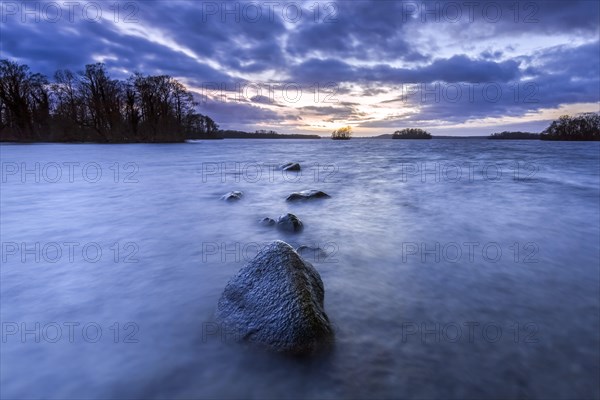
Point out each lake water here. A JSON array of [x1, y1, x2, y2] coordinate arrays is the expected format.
[[1, 139, 599, 399]]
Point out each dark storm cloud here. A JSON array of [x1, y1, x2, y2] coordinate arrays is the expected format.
[[285, 0, 427, 62], [514, 41, 600, 109], [531, 41, 600, 81], [284, 0, 599, 63], [0, 12, 232, 83], [493, 0, 599, 35], [409, 0, 599, 39], [300, 104, 368, 122], [289, 55, 521, 84], [197, 97, 299, 125], [133, 0, 289, 73], [364, 41, 600, 128]]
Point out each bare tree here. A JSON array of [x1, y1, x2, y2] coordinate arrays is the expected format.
[[332, 126, 352, 140], [0, 59, 220, 142], [0, 59, 50, 141]]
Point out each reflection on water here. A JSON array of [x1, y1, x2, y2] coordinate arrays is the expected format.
[[1, 140, 599, 399]]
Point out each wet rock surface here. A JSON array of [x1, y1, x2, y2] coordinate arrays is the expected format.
[[259, 217, 276, 226], [276, 213, 304, 232], [221, 191, 243, 201], [216, 241, 333, 354], [286, 190, 331, 202]]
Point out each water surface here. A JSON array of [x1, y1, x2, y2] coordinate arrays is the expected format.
[[1, 139, 599, 399]]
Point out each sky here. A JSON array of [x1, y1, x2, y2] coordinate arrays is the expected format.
[[1, 0, 599, 136]]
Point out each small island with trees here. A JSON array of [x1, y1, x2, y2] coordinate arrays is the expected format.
[[488, 131, 540, 140], [392, 128, 432, 139], [331, 126, 352, 140]]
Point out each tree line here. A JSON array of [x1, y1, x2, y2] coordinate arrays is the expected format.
[[540, 113, 599, 141], [0, 59, 218, 143], [488, 114, 599, 141], [391, 114, 599, 141], [219, 129, 320, 139], [488, 131, 540, 140]]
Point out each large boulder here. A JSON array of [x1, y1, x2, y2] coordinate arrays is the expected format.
[[286, 189, 331, 202], [277, 213, 303, 232], [216, 241, 333, 354]]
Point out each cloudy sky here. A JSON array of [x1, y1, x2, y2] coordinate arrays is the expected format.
[[1, 0, 599, 136]]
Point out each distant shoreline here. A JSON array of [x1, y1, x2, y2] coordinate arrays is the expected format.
[[4, 130, 600, 143], [3, 136, 600, 144]]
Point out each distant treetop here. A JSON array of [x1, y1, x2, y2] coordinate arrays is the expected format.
[[0, 59, 218, 143], [541, 113, 600, 141], [392, 128, 432, 139], [488, 131, 540, 140], [332, 126, 352, 140]]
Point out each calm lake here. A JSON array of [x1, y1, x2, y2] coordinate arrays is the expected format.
[[1, 139, 599, 399]]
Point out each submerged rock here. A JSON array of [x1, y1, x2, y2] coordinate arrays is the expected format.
[[216, 240, 333, 354], [259, 217, 276, 226], [221, 191, 243, 201], [277, 213, 303, 232], [297, 245, 329, 261], [286, 190, 331, 202], [280, 162, 301, 171]]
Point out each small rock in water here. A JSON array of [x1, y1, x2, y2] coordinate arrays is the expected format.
[[286, 190, 331, 202], [216, 240, 333, 354], [277, 213, 303, 232], [221, 191, 243, 201], [297, 245, 329, 261], [259, 217, 276, 226], [280, 162, 301, 171]]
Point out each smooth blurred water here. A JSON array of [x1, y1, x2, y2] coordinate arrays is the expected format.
[[1, 139, 599, 399]]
